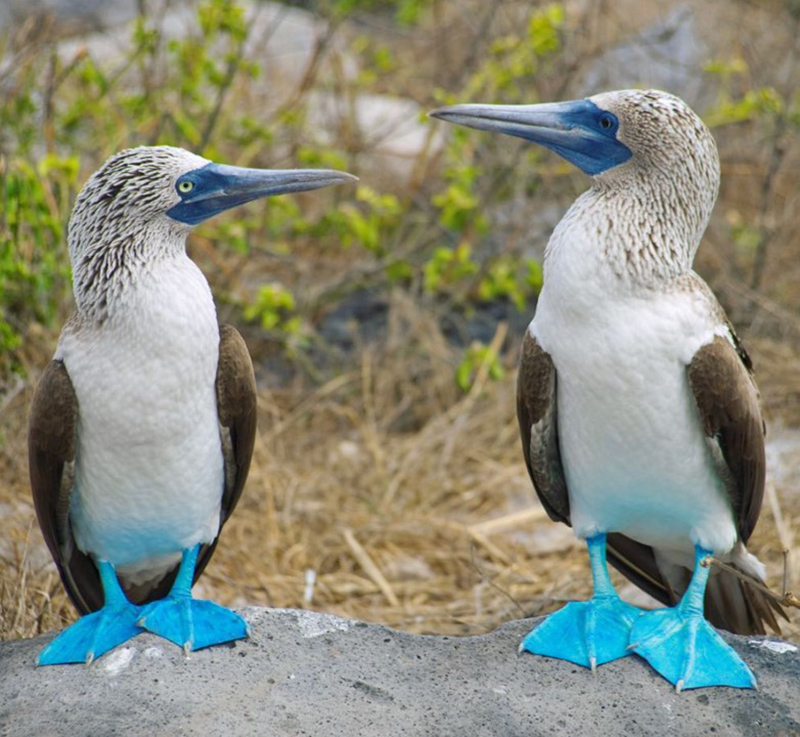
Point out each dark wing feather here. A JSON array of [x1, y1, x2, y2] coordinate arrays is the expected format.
[[29, 360, 103, 615], [516, 332, 570, 525], [687, 333, 784, 633], [192, 324, 257, 585], [687, 334, 764, 542]]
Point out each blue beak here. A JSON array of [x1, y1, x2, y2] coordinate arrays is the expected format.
[[168, 164, 357, 226], [429, 99, 632, 176]]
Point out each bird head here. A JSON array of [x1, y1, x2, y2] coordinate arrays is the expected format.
[[429, 89, 719, 195], [69, 146, 355, 254], [429, 90, 720, 273], [67, 146, 355, 319]]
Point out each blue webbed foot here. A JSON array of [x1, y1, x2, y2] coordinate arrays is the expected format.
[[38, 603, 142, 666], [630, 607, 755, 691], [630, 547, 756, 691], [520, 533, 639, 670], [521, 594, 638, 669], [138, 595, 247, 652], [137, 544, 247, 653], [38, 560, 142, 666]]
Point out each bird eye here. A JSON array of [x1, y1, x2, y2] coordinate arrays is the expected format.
[[599, 113, 615, 131], [177, 180, 194, 194]]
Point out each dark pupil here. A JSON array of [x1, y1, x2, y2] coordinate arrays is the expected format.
[[600, 116, 612, 129]]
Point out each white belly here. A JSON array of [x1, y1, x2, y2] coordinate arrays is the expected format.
[[57, 259, 224, 581], [532, 285, 737, 556]]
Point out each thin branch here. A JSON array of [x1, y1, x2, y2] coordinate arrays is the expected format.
[[703, 556, 800, 611]]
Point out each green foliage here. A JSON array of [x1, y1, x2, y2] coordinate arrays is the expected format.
[[0, 0, 277, 374], [385, 259, 413, 282], [424, 3, 563, 319], [0, 155, 77, 365], [339, 186, 402, 255], [706, 87, 784, 127], [703, 58, 787, 128], [298, 184, 405, 286], [461, 3, 564, 99], [53, 0, 261, 156], [524, 258, 544, 294], [0, 0, 567, 383], [478, 256, 542, 310], [423, 243, 478, 294], [328, 0, 433, 26], [351, 37, 397, 87], [243, 283, 300, 334], [296, 146, 348, 172], [0, 86, 38, 157], [732, 222, 763, 261], [703, 56, 800, 290], [726, 210, 763, 263], [528, 4, 565, 56], [431, 152, 488, 233], [455, 342, 505, 392]]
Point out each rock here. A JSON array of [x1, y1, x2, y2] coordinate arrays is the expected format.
[[575, 5, 709, 109], [306, 91, 446, 188], [2, 607, 799, 736], [317, 289, 390, 354], [0, 0, 137, 34], [50, 1, 354, 96]]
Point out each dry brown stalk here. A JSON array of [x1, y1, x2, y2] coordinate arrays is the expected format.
[[469, 508, 550, 537], [342, 528, 400, 607]]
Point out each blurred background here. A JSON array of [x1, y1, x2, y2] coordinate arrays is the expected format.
[[1, 0, 798, 643]]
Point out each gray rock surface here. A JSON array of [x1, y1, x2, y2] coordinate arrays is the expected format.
[[576, 5, 709, 109], [0, 0, 137, 33], [2, 607, 799, 736]]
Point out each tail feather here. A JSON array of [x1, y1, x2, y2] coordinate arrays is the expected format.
[[704, 564, 786, 636]]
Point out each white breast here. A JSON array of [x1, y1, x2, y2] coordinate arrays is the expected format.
[[57, 256, 224, 582], [531, 201, 738, 556]]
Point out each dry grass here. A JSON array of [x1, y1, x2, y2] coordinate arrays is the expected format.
[[2, 291, 799, 644], [2, 0, 800, 651]]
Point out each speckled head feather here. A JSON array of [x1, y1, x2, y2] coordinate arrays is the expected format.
[[587, 90, 720, 270], [68, 146, 210, 320], [590, 90, 718, 179]]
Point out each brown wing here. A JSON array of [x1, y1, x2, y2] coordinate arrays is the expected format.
[[192, 324, 257, 584], [29, 360, 103, 615], [687, 334, 764, 542], [516, 332, 570, 525], [607, 332, 784, 634]]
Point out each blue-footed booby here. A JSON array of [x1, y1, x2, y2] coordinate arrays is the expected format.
[[430, 90, 785, 691], [29, 146, 356, 665]]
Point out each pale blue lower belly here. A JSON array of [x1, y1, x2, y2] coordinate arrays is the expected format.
[[558, 376, 737, 555], [68, 367, 225, 574], [70, 421, 225, 570]]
